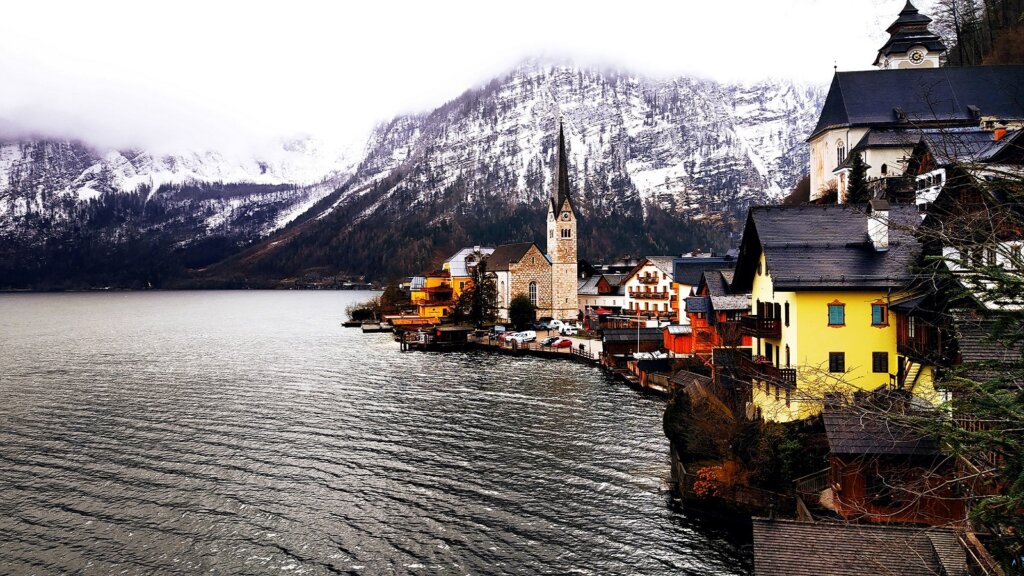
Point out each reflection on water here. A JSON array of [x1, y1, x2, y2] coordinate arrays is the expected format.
[[0, 291, 750, 574]]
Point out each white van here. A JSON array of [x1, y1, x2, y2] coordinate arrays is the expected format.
[[508, 330, 537, 343]]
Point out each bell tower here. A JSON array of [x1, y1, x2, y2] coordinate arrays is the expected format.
[[547, 123, 578, 321], [873, 1, 945, 69]]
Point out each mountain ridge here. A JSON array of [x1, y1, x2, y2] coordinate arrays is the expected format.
[[0, 60, 825, 288]]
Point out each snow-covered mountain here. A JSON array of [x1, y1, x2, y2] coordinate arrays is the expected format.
[[0, 60, 825, 288], [309, 62, 823, 228]]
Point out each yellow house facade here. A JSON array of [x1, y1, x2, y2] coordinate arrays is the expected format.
[[746, 252, 901, 421], [733, 203, 924, 422], [409, 272, 454, 321]]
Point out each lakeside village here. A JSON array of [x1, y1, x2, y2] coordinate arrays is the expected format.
[[347, 5, 1024, 574]]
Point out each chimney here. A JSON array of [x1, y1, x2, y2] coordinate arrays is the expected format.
[[474, 245, 481, 253], [868, 199, 890, 251]]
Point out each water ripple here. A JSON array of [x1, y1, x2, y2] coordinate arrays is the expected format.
[[0, 291, 750, 575]]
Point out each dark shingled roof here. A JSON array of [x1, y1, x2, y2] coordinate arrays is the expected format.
[[673, 257, 735, 286], [810, 65, 1024, 140], [702, 269, 750, 310], [733, 204, 923, 291], [670, 370, 712, 389], [954, 316, 1023, 383], [685, 296, 709, 314], [602, 328, 664, 343], [823, 410, 939, 455], [752, 518, 967, 576], [920, 127, 1024, 165], [487, 243, 542, 271]]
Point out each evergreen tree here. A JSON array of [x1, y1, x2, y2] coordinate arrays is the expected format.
[[508, 294, 536, 330], [451, 256, 497, 327], [845, 152, 870, 204]]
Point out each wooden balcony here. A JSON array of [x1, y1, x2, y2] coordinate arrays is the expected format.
[[740, 315, 781, 339], [896, 322, 943, 362], [636, 275, 660, 285], [630, 290, 670, 300], [741, 354, 797, 388]]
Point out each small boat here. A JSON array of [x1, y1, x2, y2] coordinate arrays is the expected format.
[[342, 320, 361, 328], [378, 322, 392, 330], [361, 323, 382, 333]]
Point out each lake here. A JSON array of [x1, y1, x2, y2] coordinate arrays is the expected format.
[[0, 291, 750, 574]]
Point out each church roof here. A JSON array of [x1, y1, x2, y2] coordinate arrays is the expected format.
[[550, 122, 576, 215], [810, 65, 1024, 140], [487, 243, 543, 271]]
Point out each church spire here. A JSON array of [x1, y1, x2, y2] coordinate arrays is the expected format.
[[552, 122, 573, 214]]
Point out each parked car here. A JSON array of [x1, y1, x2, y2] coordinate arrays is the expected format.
[[508, 330, 536, 344], [541, 336, 560, 346], [548, 319, 566, 331], [534, 321, 551, 330], [560, 325, 579, 336], [552, 338, 573, 348]]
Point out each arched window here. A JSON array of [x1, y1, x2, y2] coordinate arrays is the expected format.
[[528, 282, 537, 306], [880, 163, 888, 176], [836, 140, 846, 166]]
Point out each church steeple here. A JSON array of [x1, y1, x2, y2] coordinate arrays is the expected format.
[[551, 122, 574, 215], [873, 0, 945, 69]]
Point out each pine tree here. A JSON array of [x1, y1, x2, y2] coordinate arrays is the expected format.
[[846, 152, 870, 204]]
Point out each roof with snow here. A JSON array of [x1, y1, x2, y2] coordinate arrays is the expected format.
[[445, 247, 496, 277], [810, 66, 1024, 140]]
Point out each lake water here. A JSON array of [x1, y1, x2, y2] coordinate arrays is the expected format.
[[0, 291, 750, 574]]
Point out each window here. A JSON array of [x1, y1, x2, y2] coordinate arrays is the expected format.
[[765, 342, 774, 363], [872, 352, 889, 373], [871, 302, 888, 326], [829, 352, 845, 373], [561, 228, 572, 238], [784, 302, 790, 327], [827, 301, 845, 326], [836, 141, 846, 166], [549, 229, 554, 238], [907, 316, 916, 338], [785, 345, 791, 367], [528, 282, 537, 306]]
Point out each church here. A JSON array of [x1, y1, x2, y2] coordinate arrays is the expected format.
[[808, 0, 1024, 202], [491, 124, 579, 322]]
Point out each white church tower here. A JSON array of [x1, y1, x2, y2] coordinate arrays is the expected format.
[[546, 123, 579, 321], [873, 1, 946, 69]]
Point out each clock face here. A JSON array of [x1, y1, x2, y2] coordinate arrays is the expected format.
[[561, 212, 571, 221], [909, 50, 924, 64]]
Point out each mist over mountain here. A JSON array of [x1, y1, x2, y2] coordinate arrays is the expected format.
[[0, 61, 824, 289]]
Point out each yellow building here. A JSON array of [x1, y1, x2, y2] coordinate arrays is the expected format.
[[409, 272, 454, 321], [731, 202, 924, 422]]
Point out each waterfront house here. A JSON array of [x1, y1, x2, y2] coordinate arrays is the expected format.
[[577, 273, 626, 315], [672, 253, 737, 324], [409, 271, 454, 321], [683, 269, 752, 360], [821, 402, 966, 526], [731, 203, 922, 422], [622, 257, 678, 320]]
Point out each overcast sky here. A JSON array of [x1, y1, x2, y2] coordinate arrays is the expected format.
[[0, 0, 928, 155]]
